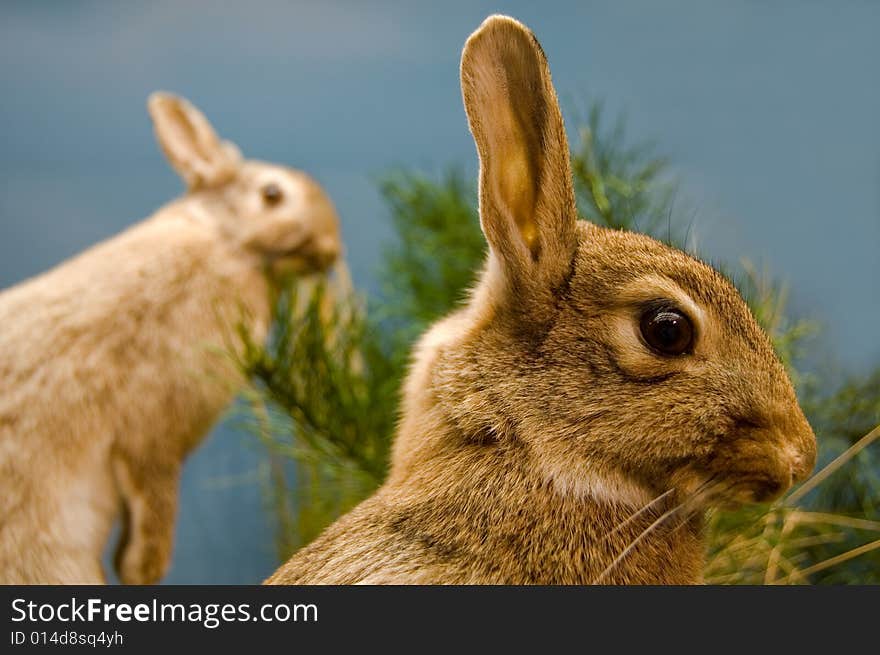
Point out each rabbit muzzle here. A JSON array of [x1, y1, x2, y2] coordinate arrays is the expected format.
[[674, 409, 817, 507], [264, 233, 340, 275]]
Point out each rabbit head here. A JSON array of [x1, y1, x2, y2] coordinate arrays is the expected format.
[[148, 92, 341, 275], [415, 15, 817, 510]]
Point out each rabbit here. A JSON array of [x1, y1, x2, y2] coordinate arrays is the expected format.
[[0, 92, 341, 584], [265, 15, 817, 585]]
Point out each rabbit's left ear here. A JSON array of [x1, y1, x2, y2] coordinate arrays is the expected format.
[[461, 15, 577, 292], [148, 92, 241, 189]]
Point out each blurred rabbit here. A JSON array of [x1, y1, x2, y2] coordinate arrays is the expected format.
[[266, 15, 816, 585], [0, 93, 341, 584]]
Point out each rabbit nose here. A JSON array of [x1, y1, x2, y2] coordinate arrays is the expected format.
[[790, 442, 816, 484], [786, 415, 817, 484], [790, 453, 812, 484]]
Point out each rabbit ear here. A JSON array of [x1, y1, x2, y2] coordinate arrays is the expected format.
[[147, 92, 241, 189], [461, 16, 577, 294]]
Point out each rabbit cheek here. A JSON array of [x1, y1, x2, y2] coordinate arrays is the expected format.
[[260, 229, 339, 276], [240, 220, 306, 263]]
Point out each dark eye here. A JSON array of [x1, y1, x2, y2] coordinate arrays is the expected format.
[[261, 183, 283, 206], [639, 306, 694, 356]]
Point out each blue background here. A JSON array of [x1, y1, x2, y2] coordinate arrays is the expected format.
[[1, 1, 878, 583]]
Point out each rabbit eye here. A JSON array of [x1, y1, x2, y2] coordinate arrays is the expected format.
[[639, 306, 694, 356], [261, 183, 283, 206]]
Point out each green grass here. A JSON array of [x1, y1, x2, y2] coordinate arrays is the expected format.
[[235, 105, 880, 582]]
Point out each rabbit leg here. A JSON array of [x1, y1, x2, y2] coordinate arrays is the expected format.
[[111, 451, 180, 584]]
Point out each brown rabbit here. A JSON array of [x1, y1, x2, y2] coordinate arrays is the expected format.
[[0, 93, 341, 584], [266, 15, 817, 585]]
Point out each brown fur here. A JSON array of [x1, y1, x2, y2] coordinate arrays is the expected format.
[[0, 93, 341, 584], [267, 15, 816, 585]]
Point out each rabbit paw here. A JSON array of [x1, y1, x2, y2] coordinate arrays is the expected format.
[[114, 529, 172, 585]]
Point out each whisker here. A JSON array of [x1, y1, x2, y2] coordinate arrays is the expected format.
[[668, 478, 734, 534], [603, 488, 676, 542], [593, 501, 688, 584], [593, 478, 723, 584]]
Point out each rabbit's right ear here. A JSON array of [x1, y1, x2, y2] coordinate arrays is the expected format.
[[461, 16, 577, 300], [147, 92, 241, 190]]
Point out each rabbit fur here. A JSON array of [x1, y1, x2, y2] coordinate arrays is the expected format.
[[266, 15, 816, 585], [0, 93, 341, 584]]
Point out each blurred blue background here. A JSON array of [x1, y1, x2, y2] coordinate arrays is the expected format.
[[1, 1, 878, 583]]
